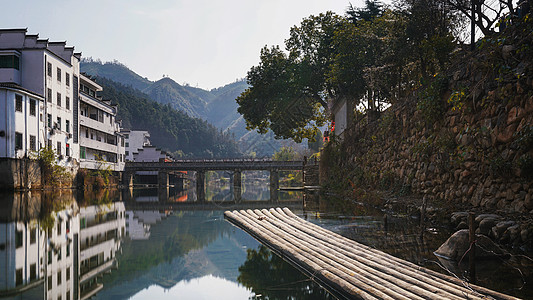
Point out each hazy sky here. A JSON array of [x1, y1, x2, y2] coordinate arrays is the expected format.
[[5, 0, 380, 90]]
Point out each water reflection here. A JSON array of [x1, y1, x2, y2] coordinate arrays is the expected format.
[[2, 188, 530, 299], [238, 245, 333, 300], [0, 191, 125, 300]]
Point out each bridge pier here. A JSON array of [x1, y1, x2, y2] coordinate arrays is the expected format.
[[270, 169, 279, 202], [233, 170, 242, 201], [123, 171, 135, 187], [158, 171, 169, 201], [196, 170, 205, 202]]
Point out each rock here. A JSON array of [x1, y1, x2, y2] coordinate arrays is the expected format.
[[507, 106, 524, 124], [475, 214, 501, 223], [456, 221, 469, 230], [497, 123, 519, 143], [511, 183, 522, 193], [479, 217, 498, 235], [451, 212, 468, 225], [521, 229, 529, 242], [435, 230, 508, 261], [492, 221, 516, 240], [502, 45, 514, 60]]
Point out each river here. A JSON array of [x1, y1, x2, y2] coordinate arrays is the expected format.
[[1, 173, 531, 299]]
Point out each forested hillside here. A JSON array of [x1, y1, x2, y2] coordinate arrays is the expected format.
[[81, 60, 293, 157], [95, 77, 242, 158]]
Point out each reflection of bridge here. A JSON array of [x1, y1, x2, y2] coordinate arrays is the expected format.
[[123, 159, 318, 202]]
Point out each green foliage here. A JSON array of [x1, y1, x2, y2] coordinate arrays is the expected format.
[[37, 147, 70, 186], [272, 146, 300, 161], [447, 88, 466, 111], [417, 74, 449, 124]]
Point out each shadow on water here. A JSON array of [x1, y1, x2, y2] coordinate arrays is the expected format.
[[1, 185, 531, 299]]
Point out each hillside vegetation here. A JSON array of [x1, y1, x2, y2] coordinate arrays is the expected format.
[[96, 77, 242, 158], [81, 60, 291, 157]]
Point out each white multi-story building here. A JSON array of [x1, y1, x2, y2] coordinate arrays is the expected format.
[[78, 74, 125, 172], [0, 28, 125, 181], [0, 29, 80, 167], [122, 130, 151, 162]]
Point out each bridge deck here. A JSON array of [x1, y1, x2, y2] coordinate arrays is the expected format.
[[125, 159, 304, 171], [224, 208, 519, 300]]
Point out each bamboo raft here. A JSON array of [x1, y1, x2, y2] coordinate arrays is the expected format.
[[224, 208, 520, 300]]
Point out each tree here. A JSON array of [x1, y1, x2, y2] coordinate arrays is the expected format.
[[237, 12, 342, 142], [272, 146, 301, 161], [446, 0, 515, 37]]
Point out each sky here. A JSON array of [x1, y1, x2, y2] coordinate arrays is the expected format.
[[4, 0, 380, 90]]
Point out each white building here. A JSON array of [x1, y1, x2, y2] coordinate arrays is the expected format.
[[122, 130, 151, 162], [132, 145, 173, 163], [0, 29, 80, 168], [0, 28, 125, 181], [78, 74, 125, 172]]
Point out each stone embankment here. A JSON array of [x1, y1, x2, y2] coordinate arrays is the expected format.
[[323, 20, 533, 248]]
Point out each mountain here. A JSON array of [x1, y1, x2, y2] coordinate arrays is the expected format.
[[81, 58, 151, 91], [80, 59, 299, 157], [95, 76, 242, 158], [143, 77, 212, 119]]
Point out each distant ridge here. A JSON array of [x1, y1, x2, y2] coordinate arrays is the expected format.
[[81, 59, 303, 157]]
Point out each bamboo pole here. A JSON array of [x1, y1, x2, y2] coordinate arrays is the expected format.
[[280, 207, 519, 300]]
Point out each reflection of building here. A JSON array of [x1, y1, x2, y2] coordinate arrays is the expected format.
[[79, 202, 125, 299], [125, 210, 168, 240], [0, 221, 45, 293], [78, 74, 125, 172], [0, 203, 79, 299], [0, 200, 125, 300]]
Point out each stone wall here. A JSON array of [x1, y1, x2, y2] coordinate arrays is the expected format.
[[0, 158, 42, 190], [324, 21, 533, 218]]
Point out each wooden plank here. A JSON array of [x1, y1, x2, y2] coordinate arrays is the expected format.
[[224, 207, 521, 300]]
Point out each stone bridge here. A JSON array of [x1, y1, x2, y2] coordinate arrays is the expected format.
[[123, 159, 319, 201]]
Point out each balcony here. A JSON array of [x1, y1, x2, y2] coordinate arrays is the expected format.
[[79, 115, 116, 135], [79, 136, 118, 154]]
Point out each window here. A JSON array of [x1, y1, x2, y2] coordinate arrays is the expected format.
[[66, 73, 70, 87], [47, 275, 52, 290], [15, 132, 23, 150], [30, 135, 36, 152], [57, 67, 61, 82], [0, 55, 20, 70], [58, 247, 62, 261], [66, 96, 70, 110], [57, 117, 61, 130], [66, 120, 70, 133], [125, 142, 129, 147], [66, 143, 70, 157], [48, 250, 52, 265], [66, 244, 70, 257], [30, 227, 36, 244], [47, 88, 52, 102], [80, 147, 86, 159], [15, 94, 22, 112], [57, 221, 61, 235], [47, 114, 52, 128], [47, 62, 52, 76], [16, 269, 23, 286], [57, 92, 61, 107], [57, 270, 62, 285], [30, 99, 36, 116], [30, 263, 37, 281], [85, 128, 88, 138], [15, 229, 23, 248], [66, 267, 70, 281], [57, 141, 61, 156], [66, 291, 70, 300]]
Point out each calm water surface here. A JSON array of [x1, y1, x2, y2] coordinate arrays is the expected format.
[[1, 177, 531, 299]]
